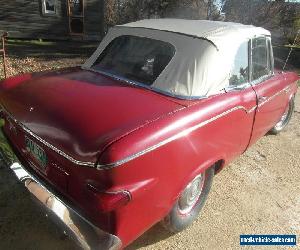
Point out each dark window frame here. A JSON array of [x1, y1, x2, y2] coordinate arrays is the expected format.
[[228, 40, 250, 87], [249, 36, 274, 84], [91, 35, 176, 86], [42, 0, 57, 16]]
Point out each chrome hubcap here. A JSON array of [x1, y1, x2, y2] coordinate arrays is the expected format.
[[274, 105, 289, 130], [178, 174, 205, 214]]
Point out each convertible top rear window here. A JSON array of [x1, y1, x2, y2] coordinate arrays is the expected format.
[[91, 35, 175, 86]]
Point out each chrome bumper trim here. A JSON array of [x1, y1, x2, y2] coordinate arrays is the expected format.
[[0, 126, 122, 250]]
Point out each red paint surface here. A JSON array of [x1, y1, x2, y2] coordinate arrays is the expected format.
[[0, 67, 183, 163], [0, 67, 298, 247]]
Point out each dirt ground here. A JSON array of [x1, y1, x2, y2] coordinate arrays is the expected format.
[[127, 91, 300, 250], [0, 41, 299, 249]]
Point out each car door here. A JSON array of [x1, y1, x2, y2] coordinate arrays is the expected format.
[[249, 36, 288, 145], [222, 39, 257, 157]]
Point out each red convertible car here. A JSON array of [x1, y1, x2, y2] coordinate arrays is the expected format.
[[0, 19, 299, 249]]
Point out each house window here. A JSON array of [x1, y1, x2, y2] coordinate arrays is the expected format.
[[42, 0, 57, 16]]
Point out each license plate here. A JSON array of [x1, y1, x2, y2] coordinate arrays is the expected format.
[[25, 136, 47, 167]]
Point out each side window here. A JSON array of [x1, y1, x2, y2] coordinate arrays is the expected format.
[[229, 41, 249, 86], [251, 37, 270, 81]]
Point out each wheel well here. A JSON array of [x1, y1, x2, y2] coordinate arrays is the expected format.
[[214, 159, 225, 174]]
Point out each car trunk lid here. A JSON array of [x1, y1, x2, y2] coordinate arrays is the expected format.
[[0, 67, 184, 165]]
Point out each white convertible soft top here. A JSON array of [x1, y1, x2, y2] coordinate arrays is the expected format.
[[83, 19, 271, 98]]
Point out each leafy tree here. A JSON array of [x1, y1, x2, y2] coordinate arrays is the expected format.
[[105, 0, 223, 26], [223, 0, 300, 44]]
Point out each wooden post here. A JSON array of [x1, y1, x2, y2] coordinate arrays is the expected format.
[[0, 32, 7, 79]]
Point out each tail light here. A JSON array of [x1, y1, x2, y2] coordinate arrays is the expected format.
[[86, 183, 131, 213]]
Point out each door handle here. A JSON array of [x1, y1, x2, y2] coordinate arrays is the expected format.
[[258, 96, 268, 104], [258, 96, 268, 107]]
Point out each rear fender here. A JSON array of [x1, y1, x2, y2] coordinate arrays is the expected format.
[[174, 156, 225, 202]]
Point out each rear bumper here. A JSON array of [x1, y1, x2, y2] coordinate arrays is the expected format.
[[0, 124, 122, 250]]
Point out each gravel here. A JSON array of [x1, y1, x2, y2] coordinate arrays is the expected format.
[[128, 91, 300, 250], [0, 53, 299, 249]]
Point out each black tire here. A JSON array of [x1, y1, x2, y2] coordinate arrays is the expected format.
[[269, 96, 295, 135], [161, 166, 214, 233]]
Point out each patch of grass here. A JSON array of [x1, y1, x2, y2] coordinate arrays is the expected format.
[[283, 44, 300, 49], [294, 68, 300, 78], [7, 39, 55, 46], [0, 119, 19, 163], [7, 39, 98, 49]]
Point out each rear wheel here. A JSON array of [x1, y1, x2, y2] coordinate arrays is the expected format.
[[161, 166, 214, 232], [270, 96, 294, 135]]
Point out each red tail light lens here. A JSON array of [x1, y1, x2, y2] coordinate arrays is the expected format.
[[96, 191, 131, 212], [86, 183, 131, 212]]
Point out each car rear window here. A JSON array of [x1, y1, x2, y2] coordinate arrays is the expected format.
[[91, 35, 175, 86]]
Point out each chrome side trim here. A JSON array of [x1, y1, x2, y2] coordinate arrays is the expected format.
[[2, 110, 95, 167], [1, 85, 290, 171], [2, 104, 258, 170], [248, 105, 258, 114], [21, 125, 95, 167], [86, 183, 132, 201], [97, 105, 257, 170], [258, 86, 290, 108]]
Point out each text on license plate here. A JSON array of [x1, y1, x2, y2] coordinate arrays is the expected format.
[[25, 136, 47, 167]]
